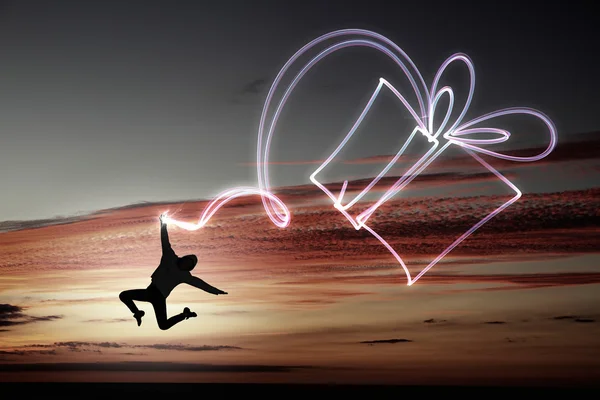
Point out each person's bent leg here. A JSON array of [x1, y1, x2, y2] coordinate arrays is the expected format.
[[119, 289, 149, 314], [149, 293, 186, 331], [161, 311, 186, 331], [119, 289, 149, 326]]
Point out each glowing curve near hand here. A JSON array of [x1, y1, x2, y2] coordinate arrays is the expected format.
[[162, 29, 557, 286]]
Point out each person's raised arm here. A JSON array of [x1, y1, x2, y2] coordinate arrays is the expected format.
[[186, 276, 227, 295], [159, 213, 172, 254]]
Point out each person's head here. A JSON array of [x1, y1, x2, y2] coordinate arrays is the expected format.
[[177, 254, 197, 271]]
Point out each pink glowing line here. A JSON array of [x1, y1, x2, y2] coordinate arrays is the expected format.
[[163, 187, 289, 230], [164, 29, 557, 286]]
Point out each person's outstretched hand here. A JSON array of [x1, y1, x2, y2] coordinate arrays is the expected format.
[[159, 212, 167, 224]]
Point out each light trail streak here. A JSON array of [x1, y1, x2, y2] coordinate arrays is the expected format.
[[162, 29, 557, 286]]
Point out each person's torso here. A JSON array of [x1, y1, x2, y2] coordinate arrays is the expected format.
[[151, 250, 191, 297]]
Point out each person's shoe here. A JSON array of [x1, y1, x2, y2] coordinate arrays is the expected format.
[[133, 310, 145, 326], [183, 307, 197, 320]]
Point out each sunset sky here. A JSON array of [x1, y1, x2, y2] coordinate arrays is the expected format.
[[1, 0, 599, 386]]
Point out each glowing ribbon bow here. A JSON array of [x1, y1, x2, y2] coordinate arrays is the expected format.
[[164, 29, 557, 286]]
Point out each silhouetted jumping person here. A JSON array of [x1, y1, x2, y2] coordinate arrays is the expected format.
[[119, 213, 227, 330]]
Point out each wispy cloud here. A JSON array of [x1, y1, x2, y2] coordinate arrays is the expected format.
[[0, 304, 62, 330], [0, 362, 312, 373], [423, 318, 447, 324], [25, 341, 243, 353], [283, 272, 600, 291], [341, 154, 421, 165], [230, 78, 268, 104], [360, 338, 413, 344], [0, 215, 97, 234], [241, 78, 267, 95], [238, 159, 327, 167], [138, 343, 242, 352], [0, 349, 57, 356], [41, 297, 117, 306], [83, 318, 130, 323], [573, 318, 596, 323], [339, 131, 600, 169], [552, 315, 596, 323]]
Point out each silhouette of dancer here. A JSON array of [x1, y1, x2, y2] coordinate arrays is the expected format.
[[119, 213, 227, 330]]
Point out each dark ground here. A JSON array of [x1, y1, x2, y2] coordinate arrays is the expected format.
[[0, 383, 598, 396]]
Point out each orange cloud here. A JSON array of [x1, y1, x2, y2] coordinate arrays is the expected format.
[[1, 187, 598, 278]]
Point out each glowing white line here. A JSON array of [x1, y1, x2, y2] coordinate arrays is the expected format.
[[164, 29, 557, 286]]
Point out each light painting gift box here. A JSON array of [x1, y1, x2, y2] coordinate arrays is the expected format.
[[165, 29, 558, 286]]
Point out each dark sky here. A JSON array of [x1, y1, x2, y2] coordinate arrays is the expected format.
[[0, 0, 597, 221]]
